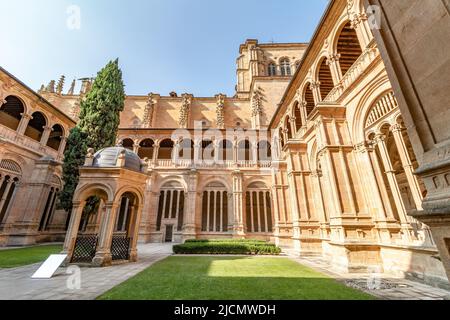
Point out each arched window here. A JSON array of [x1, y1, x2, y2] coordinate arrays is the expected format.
[[318, 57, 334, 100], [268, 63, 277, 76], [201, 140, 214, 162], [156, 181, 185, 235], [304, 84, 316, 117], [336, 21, 363, 76], [138, 139, 155, 159], [257, 141, 272, 162], [218, 140, 233, 162], [46, 124, 64, 150], [178, 139, 194, 161], [280, 58, 291, 76], [0, 96, 24, 131], [0, 160, 21, 224], [24, 111, 46, 141], [121, 138, 134, 151], [201, 182, 228, 232], [294, 102, 303, 131], [245, 182, 273, 233], [158, 139, 174, 160], [237, 140, 252, 161]]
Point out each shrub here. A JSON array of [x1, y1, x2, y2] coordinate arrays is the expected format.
[[173, 240, 281, 255]]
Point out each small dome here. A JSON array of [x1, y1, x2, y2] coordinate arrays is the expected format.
[[92, 147, 142, 172]]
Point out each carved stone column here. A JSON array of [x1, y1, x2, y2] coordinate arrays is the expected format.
[[183, 169, 198, 239], [326, 53, 342, 84], [62, 201, 86, 261], [391, 124, 423, 210], [93, 201, 120, 267], [231, 170, 245, 236], [179, 94, 192, 129], [215, 94, 225, 130], [40, 126, 53, 146], [17, 113, 32, 135]]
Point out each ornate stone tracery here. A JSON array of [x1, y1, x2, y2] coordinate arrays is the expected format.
[[143, 93, 155, 128], [215, 94, 225, 129], [179, 94, 192, 128]]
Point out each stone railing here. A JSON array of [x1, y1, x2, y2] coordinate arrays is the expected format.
[[0, 125, 59, 159], [324, 42, 380, 103], [150, 158, 271, 170]]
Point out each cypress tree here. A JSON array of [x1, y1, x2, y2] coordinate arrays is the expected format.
[[59, 59, 125, 212]]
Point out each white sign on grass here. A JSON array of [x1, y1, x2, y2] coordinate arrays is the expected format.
[[31, 254, 68, 279]]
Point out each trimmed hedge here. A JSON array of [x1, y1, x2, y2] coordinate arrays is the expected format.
[[173, 240, 281, 255]]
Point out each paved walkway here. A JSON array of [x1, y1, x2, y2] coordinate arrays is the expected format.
[[0, 243, 173, 300], [285, 251, 450, 300]]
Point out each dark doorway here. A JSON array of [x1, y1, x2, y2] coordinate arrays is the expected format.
[[165, 225, 173, 242]]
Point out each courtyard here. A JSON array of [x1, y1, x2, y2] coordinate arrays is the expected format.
[[1, 243, 449, 300]]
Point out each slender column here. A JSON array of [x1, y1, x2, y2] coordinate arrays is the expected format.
[[1, 181, 20, 227], [0, 178, 13, 213], [220, 191, 224, 232], [374, 134, 410, 226], [391, 124, 423, 210], [310, 82, 321, 103], [58, 136, 68, 158], [42, 189, 57, 230], [121, 197, 130, 231], [250, 191, 255, 232], [263, 192, 269, 233], [17, 113, 32, 135], [168, 190, 174, 219], [327, 54, 342, 84], [311, 171, 328, 236], [40, 126, 53, 146], [129, 203, 143, 262], [152, 146, 159, 163], [351, 13, 371, 49], [213, 191, 217, 232], [62, 201, 86, 258], [93, 201, 120, 267], [206, 192, 211, 232], [133, 142, 140, 154], [357, 142, 393, 221]]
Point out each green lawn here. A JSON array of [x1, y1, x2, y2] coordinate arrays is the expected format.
[[0, 245, 63, 268], [99, 256, 374, 300]]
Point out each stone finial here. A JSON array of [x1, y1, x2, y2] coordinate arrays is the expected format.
[[251, 87, 263, 117], [38, 84, 46, 94], [56, 75, 66, 95], [67, 79, 76, 95], [84, 148, 95, 166], [46, 80, 56, 93]]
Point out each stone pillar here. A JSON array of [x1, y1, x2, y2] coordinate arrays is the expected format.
[[58, 136, 68, 158], [327, 54, 342, 84], [40, 126, 53, 146], [310, 82, 321, 103], [62, 201, 86, 261], [183, 169, 198, 239], [374, 133, 412, 240], [93, 201, 120, 267], [351, 12, 372, 49], [129, 203, 143, 262], [231, 170, 245, 236], [17, 113, 32, 135], [286, 151, 301, 249], [391, 124, 423, 210]]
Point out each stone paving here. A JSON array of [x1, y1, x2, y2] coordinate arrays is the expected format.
[[0, 243, 173, 300], [285, 251, 450, 300]]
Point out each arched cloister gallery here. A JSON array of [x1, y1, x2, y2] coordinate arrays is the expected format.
[[1, 0, 449, 285]]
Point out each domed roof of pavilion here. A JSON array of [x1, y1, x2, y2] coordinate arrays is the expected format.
[[92, 147, 142, 172]]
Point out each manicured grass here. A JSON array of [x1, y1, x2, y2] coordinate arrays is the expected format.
[[0, 245, 63, 268], [99, 256, 374, 300]]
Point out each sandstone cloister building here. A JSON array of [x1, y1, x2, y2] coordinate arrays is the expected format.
[[1, 0, 449, 286]]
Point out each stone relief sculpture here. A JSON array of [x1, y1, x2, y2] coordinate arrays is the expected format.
[[179, 93, 192, 128], [216, 93, 225, 129], [143, 93, 155, 128]]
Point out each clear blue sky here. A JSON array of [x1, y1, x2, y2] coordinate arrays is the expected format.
[[0, 0, 329, 97]]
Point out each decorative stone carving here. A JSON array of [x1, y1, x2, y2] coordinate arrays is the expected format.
[[215, 93, 225, 129], [179, 94, 192, 128], [310, 81, 321, 90], [70, 100, 81, 120], [56, 75, 65, 95], [67, 79, 76, 95], [251, 87, 263, 117], [143, 93, 155, 128], [46, 80, 56, 93]]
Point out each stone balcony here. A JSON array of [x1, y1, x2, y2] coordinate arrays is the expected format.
[[0, 125, 60, 161], [148, 159, 272, 170]]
